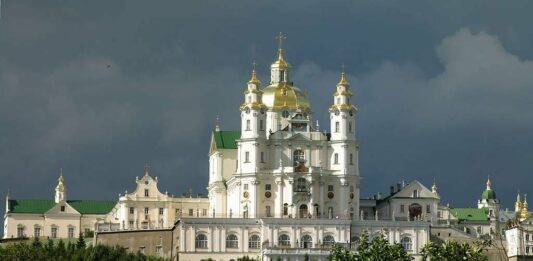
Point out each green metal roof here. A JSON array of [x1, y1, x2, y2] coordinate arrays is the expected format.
[[213, 131, 240, 149], [451, 207, 489, 222], [8, 199, 116, 215]]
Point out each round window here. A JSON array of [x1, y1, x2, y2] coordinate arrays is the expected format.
[[265, 191, 272, 198]]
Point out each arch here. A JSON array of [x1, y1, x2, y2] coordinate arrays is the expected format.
[[400, 236, 412, 251], [301, 234, 313, 248], [195, 233, 208, 249], [299, 204, 308, 218], [226, 234, 238, 249], [323, 234, 335, 246], [278, 234, 290, 247], [409, 203, 422, 220], [249, 234, 261, 249]]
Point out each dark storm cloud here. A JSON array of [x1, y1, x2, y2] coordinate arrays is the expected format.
[[2, 0, 533, 235]]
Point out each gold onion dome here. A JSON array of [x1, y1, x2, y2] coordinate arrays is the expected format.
[[272, 48, 290, 68], [337, 66, 350, 86]]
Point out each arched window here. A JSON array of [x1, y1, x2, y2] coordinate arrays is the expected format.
[[249, 234, 261, 249], [283, 203, 288, 216], [195, 234, 208, 249], [278, 234, 290, 247], [301, 235, 313, 248], [226, 234, 238, 248], [335, 122, 339, 132], [323, 235, 335, 246], [293, 150, 304, 167], [401, 236, 412, 251], [409, 203, 422, 220]]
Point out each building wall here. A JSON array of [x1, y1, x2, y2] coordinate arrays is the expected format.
[[96, 229, 175, 259]]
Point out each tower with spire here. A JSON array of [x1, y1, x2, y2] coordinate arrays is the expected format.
[[55, 169, 67, 203]]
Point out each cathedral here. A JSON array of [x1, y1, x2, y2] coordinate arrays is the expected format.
[[4, 35, 520, 261]]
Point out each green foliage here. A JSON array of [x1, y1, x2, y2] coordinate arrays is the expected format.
[[0, 240, 170, 261], [200, 259, 215, 261], [328, 232, 413, 261], [421, 240, 490, 261], [77, 233, 87, 250]]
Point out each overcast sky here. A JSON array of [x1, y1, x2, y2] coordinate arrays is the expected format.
[[2, 1, 533, 229]]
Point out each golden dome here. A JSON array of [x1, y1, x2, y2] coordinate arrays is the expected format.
[[248, 61, 261, 85], [262, 83, 310, 111]]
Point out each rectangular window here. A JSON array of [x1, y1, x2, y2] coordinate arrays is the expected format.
[[129, 221, 134, 227], [202, 209, 207, 216], [159, 208, 164, 215], [426, 205, 431, 213], [334, 153, 339, 164], [412, 190, 418, 198], [84, 228, 91, 236], [265, 184, 272, 191], [259, 120, 264, 130], [60, 206, 65, 212], [335, 122, 339, 132], [51, 227, 57, 239], [527, 246, 530, 254], [266, 206, 271, 217], [245, 151, 250, 163], [328, 185, 334, 192], [129, 207, 134, 214], [17, 227, 24, 238], [144, 189, 149, 197], [400, 205, 405, 213], [437, 211, 442, 218], [34, 227, 41, 238], [260, 152, 265, 163], [68, 227, 74, 239], [527, 234, 530, 241], [244, 184, 249, 190], [349, 153, 353, 165], [188, 209, 193, 217], [349, 122, 352, 133], [246, 119, 251, 131], [144, 207, 149, 215]]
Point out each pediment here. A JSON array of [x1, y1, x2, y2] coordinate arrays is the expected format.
[[392, 180, 438, 199], [45, 201, 81, 216], [287, 133, 311, 142]]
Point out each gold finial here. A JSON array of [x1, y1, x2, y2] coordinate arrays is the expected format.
[[144, 163, 150, 176], [522, 193, 530, 219], [274, 32, 289, 66], [248, 60, 261, 84], [337, 64, 350, 86], [56, 168, 65, 191]]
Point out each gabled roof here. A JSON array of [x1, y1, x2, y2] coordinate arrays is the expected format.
[[7, 199, 116, 215], [212, 131, 240, 149], [451, 207, 489, 222]]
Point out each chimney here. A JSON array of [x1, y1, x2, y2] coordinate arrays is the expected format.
[[397, 183, 402, 192], [390, 186, 395, 195], [377, 192, 382, 200], [373, 194, 377, 200]]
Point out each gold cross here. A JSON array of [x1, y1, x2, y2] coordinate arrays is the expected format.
[[275, 32, 287, 50], [252, 60, 257, 71]]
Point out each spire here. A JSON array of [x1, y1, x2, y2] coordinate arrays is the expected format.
[[516, 191, 523, 212], [272, 32, 289, 68], [56, 168, 65, 191], [248, 60, 261, 85], [521, 194, 530, 219], [486, 176, 492, 190], [431, 179, 438, 194], [215, 115, 220, 131], [337, 64, 350, 86], [144, 163, 150, 176]]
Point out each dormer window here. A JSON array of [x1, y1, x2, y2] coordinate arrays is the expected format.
[[413, 190, 418, 198], [60, 206, 65, 212], [145, 189, 149, 197]]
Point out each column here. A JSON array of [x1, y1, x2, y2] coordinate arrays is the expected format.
[[275, 179, 283, 218], [319, 181, 325, 218], [179, 225, 185, 252]]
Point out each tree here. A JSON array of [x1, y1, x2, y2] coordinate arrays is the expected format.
[[328, 232, 412, 261], [76, 232, 86, 250], [421, 240, 490, 261]]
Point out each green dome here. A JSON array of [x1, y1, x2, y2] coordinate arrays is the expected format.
[[482, 189, 497, 200]]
